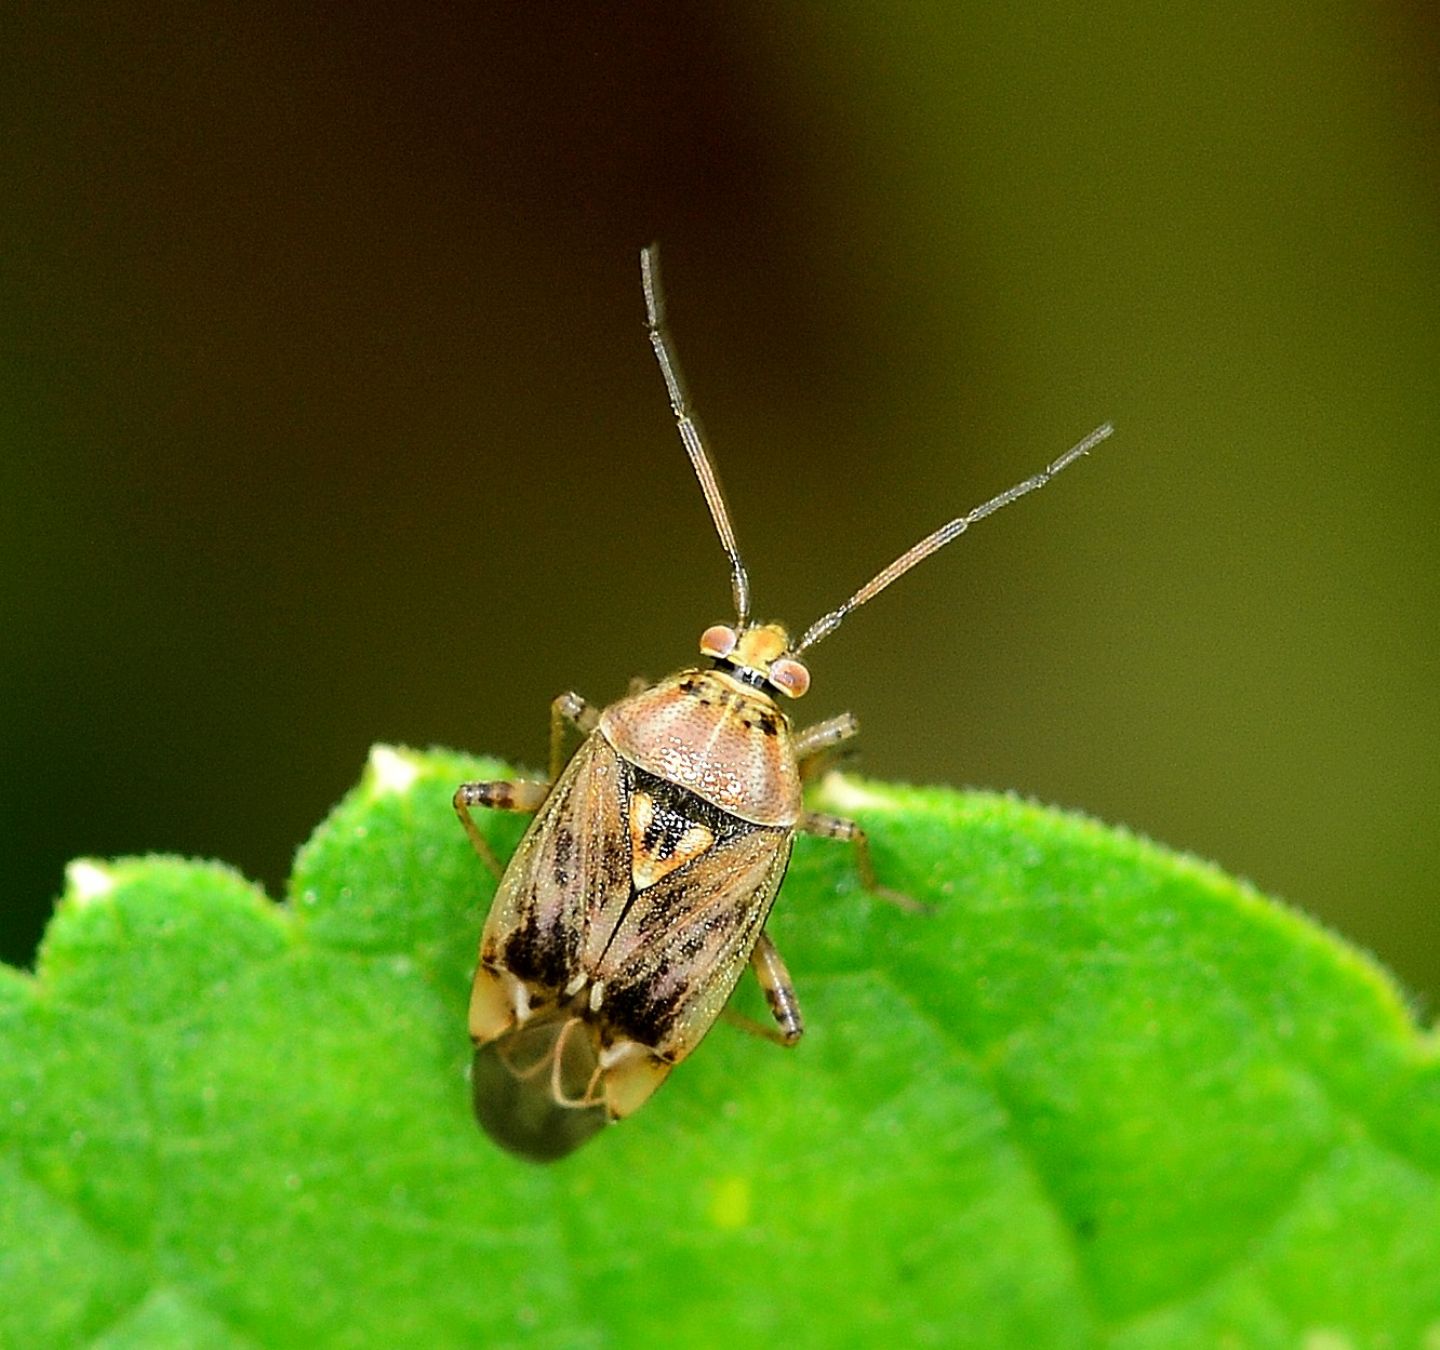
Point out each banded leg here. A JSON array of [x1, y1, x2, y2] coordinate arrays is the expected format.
[[456, 690, 598, 878], [801, 809, 924, 912], [453, 778, 550, 878], [750, 931, 804, 1045], [794, 711, 859, 781], [723, 932, 805, 1047]]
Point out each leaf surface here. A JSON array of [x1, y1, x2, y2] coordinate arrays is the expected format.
[[2, 746, 1436, 1347]]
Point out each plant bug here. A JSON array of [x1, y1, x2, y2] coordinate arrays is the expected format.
[[455, 245, 1112, 1161]]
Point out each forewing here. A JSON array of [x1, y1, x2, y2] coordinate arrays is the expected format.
[[481, 734, 633, 994], [596, 826, 792, 1060]]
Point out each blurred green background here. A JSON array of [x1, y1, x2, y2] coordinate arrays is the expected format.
[[3, 6, 1437, 1002]]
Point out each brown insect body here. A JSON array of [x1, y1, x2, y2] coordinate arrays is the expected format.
[[468, 653, 799, 1159], [456, 246, 1111, 1160]]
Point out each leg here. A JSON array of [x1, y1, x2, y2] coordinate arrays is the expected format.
[[801, 809, 925, 912], [794, 711, 859, 781], [458, 690, 598, 880], [722, 933, 804, 1046], [748, 931, 804, 1045], [453, 778, 549, 879], [549, 691, 599, 781]]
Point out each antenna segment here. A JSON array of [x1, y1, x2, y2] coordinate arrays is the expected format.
[[641, 244, 752, 626], [794, 422, 1114, 653]]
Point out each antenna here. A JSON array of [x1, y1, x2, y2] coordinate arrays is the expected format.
[[641, 244, 752, 626], [794, 422, 1114, 653]]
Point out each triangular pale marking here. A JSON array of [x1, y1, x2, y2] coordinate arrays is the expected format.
[[629, 791, 716, 890]]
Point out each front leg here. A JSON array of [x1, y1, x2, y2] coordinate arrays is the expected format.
[[794, 711, 858, 761], [548, 691, 600, 780], [794, 711, 859, 782]]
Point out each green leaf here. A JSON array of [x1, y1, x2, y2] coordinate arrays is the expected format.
[[2, 745, 1437, 1347]]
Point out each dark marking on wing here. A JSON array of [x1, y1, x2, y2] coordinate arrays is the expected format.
[[602, 970, 688, 1045], [630, 767, 749, 845], [501, 881, 578, 991], [552, 823, 575, 887], [599, 861, 772, 1047]]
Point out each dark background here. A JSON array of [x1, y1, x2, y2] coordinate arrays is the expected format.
[[4, 6, 1438, 1002]]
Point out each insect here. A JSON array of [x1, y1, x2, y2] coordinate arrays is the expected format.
[[455, 245, 1112, 1161]]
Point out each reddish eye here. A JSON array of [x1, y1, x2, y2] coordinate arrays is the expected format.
[[769, 658, 810, 699], [699, 625, 738, 659]]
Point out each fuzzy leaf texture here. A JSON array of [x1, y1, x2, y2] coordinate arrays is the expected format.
[[2, 745, 1437, 1348]]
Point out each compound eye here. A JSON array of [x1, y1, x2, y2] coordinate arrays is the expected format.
[[768, 657, 811, 699], [699, 624, 738, 659]]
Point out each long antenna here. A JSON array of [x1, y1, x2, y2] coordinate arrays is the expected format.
[[641, 244, 752, 626], [795, 422, 1114, 653]]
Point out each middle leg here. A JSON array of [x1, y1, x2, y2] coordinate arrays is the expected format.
[[801, 809, 923, 912], [455, 690, 599, 878]]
